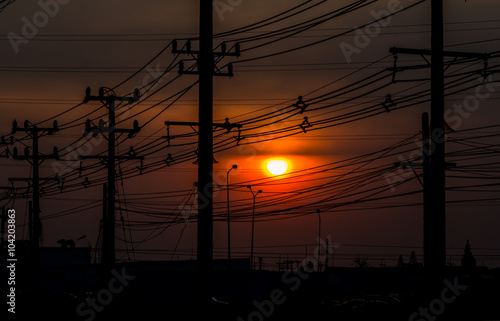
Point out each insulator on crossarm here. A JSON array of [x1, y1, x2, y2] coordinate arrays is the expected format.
[[133, 88, 141, 102], [83, 87, 91, 103], [84, 119, 92, 136], [179, 61, 184, 74], [235, 43, 241, 56], [11, 120, 18, 135], [133, 120, 140, 132], [53, 147, 60, 160]]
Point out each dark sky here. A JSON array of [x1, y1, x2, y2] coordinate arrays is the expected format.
[[0, 0, 499, 268]]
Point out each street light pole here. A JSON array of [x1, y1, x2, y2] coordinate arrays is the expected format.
[[316, 209, 321, 272], [226, 165, 237, 273], [247, 185, 262, 270]]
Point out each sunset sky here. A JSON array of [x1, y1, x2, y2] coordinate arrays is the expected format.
[[0, 0, 499, 268]]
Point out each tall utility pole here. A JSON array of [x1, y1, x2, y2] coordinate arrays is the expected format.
[[10, 120, 60, 249], [102, 183, 108, 264], [0, 139, 14, 248], [429, 0, 446, 281], [428, 30, 446, 275], [422, 113, 432, 276], [9, 120, 59, 298], [198, 0, 215, 307], [170, 0, 240, 306], [82, 87, 142, 278], [390, 1, 489, 286]]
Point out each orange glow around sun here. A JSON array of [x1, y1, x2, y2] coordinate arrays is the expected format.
[[266, 159, 288, 176]]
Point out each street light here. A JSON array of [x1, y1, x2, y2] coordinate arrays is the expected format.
[[316, 209, 321, 272], [226, 164, 237, 302], [226, 164, 237, 269], [247, 185, 262, 270]]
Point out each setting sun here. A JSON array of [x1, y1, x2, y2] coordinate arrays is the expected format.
[[266, 159, 288, 175]]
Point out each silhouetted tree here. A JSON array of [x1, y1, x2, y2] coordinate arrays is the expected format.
[[409, 251, 418, 266], [461, 240, 476, 269], [397, 255, 404, 268], [353, 257, 369, 268]]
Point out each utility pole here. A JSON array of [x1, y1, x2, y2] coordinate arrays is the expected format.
[[82, 87, 142, 278], [169, 0, 240, 306], [389, 0, 489, 287], [0, 140, 13, 248], [28, 201, 33, 246], [9, 120, 59, 299], [102, 183, 107, 264], [198, 0, 214, 305], [422, 112, 433, 277], [10, 120, 60, 249], [429, 0, 446, 282]]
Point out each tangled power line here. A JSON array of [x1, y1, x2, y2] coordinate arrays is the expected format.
[[1, 0, 499, 264]]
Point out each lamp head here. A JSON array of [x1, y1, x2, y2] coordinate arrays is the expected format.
[[232, 164, 238, 169], [258, 190, 262, 194]]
